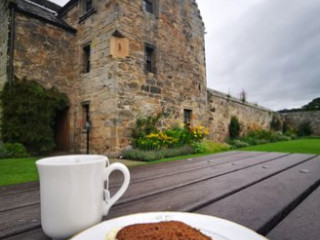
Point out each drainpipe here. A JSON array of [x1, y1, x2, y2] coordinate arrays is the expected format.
[[8, 2, 16, 88], [85, 119, 91, 154]]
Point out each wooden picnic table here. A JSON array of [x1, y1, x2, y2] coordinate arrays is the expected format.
[[1, 151, 320, 240]]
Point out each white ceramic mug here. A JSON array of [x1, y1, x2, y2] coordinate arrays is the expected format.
[[36, 155, 130, 239]]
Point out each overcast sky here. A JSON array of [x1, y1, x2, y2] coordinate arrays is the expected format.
[[52, 0, 320, 111]]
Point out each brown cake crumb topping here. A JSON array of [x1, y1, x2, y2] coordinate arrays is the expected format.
[[115, 221, 212, 240]]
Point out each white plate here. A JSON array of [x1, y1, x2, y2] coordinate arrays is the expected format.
[[71, 212, 268, 240]]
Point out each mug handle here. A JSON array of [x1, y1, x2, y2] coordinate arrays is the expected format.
[[102, 163, 130, 215]]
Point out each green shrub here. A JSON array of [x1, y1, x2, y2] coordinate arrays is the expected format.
[[131, 110, 210, 152], [0, 143, 29, 159], [192, 140, 230, 153], [0, 78, 69, 154], [136, 131, 179, 150], [270, 115, 282, 131], [164, 126, 192, 147], [229, 116, 240, 139], [132, 113, 163, 146], [229, 139, 250, 149], [297, 122, 312, 137], [240, 129, 292, 145], [121, 145, 194, 161]]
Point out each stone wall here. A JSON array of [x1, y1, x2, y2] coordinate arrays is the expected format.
[[61, 0, 207, 155], [113, 0, 207, 152], [281, 111, 320, 136], [0, 0, 9, 89], [60, 0, 127, 155], [207, 89, 275, 142], [13, 12, 77, 151]]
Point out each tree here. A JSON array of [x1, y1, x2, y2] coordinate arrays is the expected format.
[[239, 89, 247, 102], [302, 97, 320, 110]]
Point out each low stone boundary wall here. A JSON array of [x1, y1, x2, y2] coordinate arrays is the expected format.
[[207, 89, 276, 142], [280, 111, 320, 135]]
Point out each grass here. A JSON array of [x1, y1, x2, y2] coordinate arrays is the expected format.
[[0, 157, 39, 186], [0, 151, 223, 187], [239, 138, 320, 154], [1, 138, 318, 186]]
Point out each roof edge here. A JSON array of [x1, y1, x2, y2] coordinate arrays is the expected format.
[[58, 0, 78, 16], [14, 5, 77, 33]]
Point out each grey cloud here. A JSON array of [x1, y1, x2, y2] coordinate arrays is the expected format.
[[201, 0, 320, 110]]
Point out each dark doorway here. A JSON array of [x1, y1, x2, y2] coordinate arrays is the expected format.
[[54, 108, 70, 151]]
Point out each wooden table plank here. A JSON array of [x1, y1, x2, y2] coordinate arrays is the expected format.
[[0, 190, 40, 212], [114, 152, 288, 204], [194, 156, 320, 235], [109, 151, 265, 186], [0, 152, 266, 213], [4, 229, 49, 240], [266, 185, 320, 240], [0, 182, 39, 195], [0, 152, 286, 239], [0, 205, 41, 239], [106, 154, 315, 219], [1, 153, 317, 240]]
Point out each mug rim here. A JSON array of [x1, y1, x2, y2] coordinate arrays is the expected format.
[[36, 154, 108, 166]]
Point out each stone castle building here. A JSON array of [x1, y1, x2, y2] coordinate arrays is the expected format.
[[0, 0, 275, 155]]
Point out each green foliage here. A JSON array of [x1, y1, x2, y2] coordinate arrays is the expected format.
[[270, 115, 282, 131], [164, 126, 192, 147], [135, 131, 179, 150], [191, 140, 230, 153], [0, 143, 29, 159], [229, 139, 250, 149], [132, 112, 163, 148], [0, 78, 69, 154], [297, 122, 312, 137], [239, 89, 247, 102], [302, 97, 320, 110], [242, 129, 291, 145], [229, 129, 292, 149], [132, 111, 210, 152], [229, 116, 240, 139], [121, 145, 194, 162]]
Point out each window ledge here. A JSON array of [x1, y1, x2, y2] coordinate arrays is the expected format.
[[79, 8, 97, 23]]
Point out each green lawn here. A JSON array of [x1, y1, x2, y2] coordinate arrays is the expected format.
[[0, 151, 224, 187], [1, 139, 319, 187], [0, 157, 39, 186], [239, 139, 320, 154]]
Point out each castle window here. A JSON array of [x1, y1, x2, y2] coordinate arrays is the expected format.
[[143, 0, 154, 13], [145, 44, 155, 73], [83, 44, 91, 73], [85, 0, 93, 12], [184, 109, 192, 128], [81, 102, 90, 131]]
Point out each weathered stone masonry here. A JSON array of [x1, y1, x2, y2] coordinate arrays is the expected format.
[[0, 1, 10, 89], [1, 0, 282, 156], [58, 0, 208, 155], [1, 0, 208, 155], [207, 89, 275, 142], [281, 111, 320, 136]]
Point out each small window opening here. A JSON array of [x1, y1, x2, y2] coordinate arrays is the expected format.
[[82, 103, 90, 130], [184, 109, 192, 128], [145, 44, 155, 73], [143, 0, 154, 13], [85, 0, 93, 12], [83, 44, 91, 73]]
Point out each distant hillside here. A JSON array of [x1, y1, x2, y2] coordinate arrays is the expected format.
[[279, 97, 320, 112]]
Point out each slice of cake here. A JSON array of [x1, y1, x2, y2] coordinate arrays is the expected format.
[[114, 221, 212, 240]]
